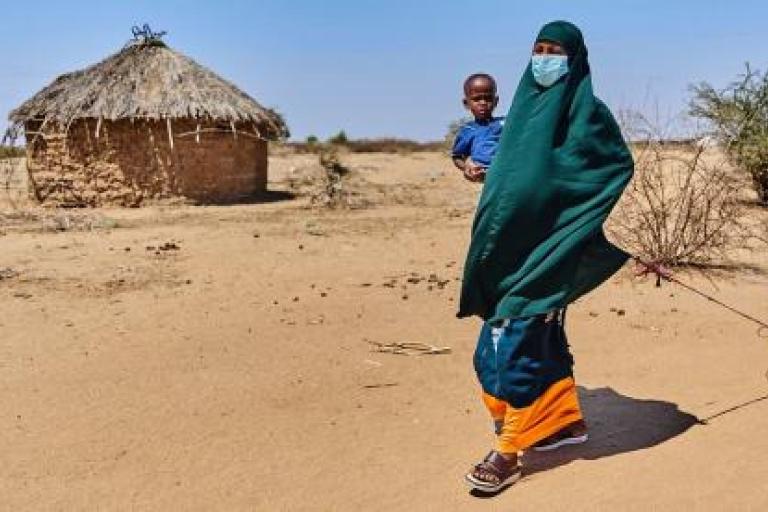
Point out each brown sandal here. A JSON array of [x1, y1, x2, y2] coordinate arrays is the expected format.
[[464, 451, 521, 493]]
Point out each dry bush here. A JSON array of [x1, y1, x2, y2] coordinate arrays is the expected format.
[[609, 115, 760, 267], [308, 148, 367, 209]]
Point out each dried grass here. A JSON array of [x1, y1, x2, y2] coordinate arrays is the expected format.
[[6, 40, 286, 140]]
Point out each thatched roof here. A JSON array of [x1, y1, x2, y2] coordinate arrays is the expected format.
[[8, 38, 287, 139]]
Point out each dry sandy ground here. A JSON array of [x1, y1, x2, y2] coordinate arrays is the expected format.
[[1, 151, 768, 511]]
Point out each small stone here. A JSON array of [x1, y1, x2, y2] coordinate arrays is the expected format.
[[589, 311, 599, 317], [617, 309, 626, 316]]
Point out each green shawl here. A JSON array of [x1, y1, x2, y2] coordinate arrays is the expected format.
[[458, 21, 634, 322]]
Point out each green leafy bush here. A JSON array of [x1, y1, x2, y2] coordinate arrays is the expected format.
[[690, 64, 768, 205], [328, 130, 348, 145]]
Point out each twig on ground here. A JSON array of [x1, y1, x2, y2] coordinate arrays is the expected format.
[[366, 339, 452, 356], [362, 383, 399, 389], [0, 267, 19, 280]]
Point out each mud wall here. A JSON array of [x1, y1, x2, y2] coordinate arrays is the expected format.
[[25, 119, 268, 206]]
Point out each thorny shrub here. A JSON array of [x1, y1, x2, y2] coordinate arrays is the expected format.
[[609, 114, 763, 267]]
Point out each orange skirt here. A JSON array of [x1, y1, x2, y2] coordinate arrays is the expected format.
[[482, 376, 583, 453]]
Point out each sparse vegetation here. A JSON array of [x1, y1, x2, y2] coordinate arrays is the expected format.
[[0, 145, 25, 158], [610, 113, 762, 267], [328, 130, 348, 145], [690, 64, 768, 205], [285, 137, 444, 154], [309, 147, 354, 208]]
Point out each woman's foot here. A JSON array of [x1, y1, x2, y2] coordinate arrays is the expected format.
[[532, 419, 588, 452], [465, 451, 521, 493]]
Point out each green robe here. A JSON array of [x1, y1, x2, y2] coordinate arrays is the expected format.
[[458, 21, 634, 322]]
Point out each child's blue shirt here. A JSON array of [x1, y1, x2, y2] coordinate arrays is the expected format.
[[451, 117, 505, 168]]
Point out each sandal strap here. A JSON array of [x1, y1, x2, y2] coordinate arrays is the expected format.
[[477, 451, 516, 478]]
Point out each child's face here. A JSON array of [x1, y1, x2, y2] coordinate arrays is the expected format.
[[463, 78, 498, 121]]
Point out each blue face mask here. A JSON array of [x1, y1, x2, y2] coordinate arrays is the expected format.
[[531, 55, 569, 88]]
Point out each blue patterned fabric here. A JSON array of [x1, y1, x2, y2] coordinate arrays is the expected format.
[[473, 310, 574, 408]]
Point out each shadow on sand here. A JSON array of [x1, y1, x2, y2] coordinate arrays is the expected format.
[[190, 189, 297, 206], [470, 386, 699, 497], [521, 386, 700, 477]]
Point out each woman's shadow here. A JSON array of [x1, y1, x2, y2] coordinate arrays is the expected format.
[[520, 386, 700, 477]]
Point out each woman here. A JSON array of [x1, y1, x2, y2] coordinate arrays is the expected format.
[[459, 21, 634, 492]]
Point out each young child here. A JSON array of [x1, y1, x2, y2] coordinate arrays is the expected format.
[[452, 73, 504, 182]]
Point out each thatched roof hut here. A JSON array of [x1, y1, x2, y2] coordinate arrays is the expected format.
[[7, 30, 287, 206]]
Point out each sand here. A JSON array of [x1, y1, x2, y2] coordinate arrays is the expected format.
[[1, 150, 767, 511]]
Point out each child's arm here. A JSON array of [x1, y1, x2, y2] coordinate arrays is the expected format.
[[451, 125, 484, 182], [451, 125, 472, 166]]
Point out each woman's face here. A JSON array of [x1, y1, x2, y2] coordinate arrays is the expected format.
[[532, 41, 566, 56]]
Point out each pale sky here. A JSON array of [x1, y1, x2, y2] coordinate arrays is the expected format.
[[2, 1, 767, 141]]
